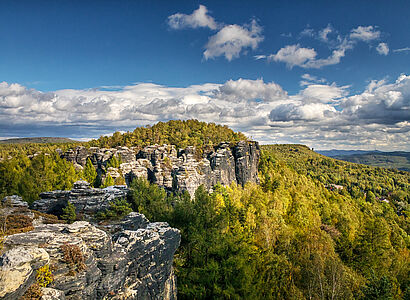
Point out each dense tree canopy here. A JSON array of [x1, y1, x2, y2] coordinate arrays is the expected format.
[[0, 121, 408, 299], [129, 146, 409, 299], [88, 119, 247, 149]]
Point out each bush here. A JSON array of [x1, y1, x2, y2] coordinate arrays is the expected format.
[[61, 201, 76, 224], [36, 264, 54, 287], [101, 174, 115, 188], [0, 214, 34, 235], [20, 283, 42, 300], [96, 198, 132, 221], [60, 243, 86, 275]]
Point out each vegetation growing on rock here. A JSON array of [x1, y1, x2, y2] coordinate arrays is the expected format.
[[96, 198, 132, 221], [88, 119, 247, 149], [60, 243, 86, 275], [61, 201, 77, 224]]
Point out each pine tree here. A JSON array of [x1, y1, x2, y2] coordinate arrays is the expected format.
[[83, 158, 97, 186], [61, 201, 77, 224], [102, 174, 115, 188]]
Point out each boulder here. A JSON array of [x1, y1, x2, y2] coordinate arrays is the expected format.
[[0, 213, 180, 300]]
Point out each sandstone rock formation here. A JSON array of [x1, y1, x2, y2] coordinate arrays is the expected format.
[[0, 207, 180, 300], [32, 181, 128, 217], [60, 141, 260, 197]]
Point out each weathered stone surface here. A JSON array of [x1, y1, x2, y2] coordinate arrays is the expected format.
[[0, 213, 180, 300], [2, 195, 29, 208], [60, 141, 260, 197], [0, 247, 49, 299], [32, 181, 128, 216], [41, 287, 66, 300]]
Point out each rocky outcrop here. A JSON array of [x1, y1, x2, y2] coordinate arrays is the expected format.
[[32, 181, 128, 217], [60, 141, 260, 197], [0, 212, 180, 300]]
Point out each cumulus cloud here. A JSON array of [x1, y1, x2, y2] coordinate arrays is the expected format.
[[268, 44, 317, 68], [168, 6, 263, 61], [269, 40, 352, 69], [168, 5, 218, 30], [1, 75, 409, 150], [349, 25, 381, 41], [204, 20, 263, 61], [376, 42, 389, 55], [263, 24, 387, 69]]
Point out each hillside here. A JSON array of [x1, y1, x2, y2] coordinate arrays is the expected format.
[[88, 119, 247, 149], [334, 152, 410, 172], [318, 150, 410, 172], [0, 137, 78, 144], [0, 122, 409, 299]]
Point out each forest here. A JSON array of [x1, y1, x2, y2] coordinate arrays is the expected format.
[[0, 120, 409, 299]]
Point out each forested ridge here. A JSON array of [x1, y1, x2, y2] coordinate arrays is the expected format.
[[0, 120, 409, 299]]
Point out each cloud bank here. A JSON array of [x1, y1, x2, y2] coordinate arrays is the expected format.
[[1, 75, 409, 150]]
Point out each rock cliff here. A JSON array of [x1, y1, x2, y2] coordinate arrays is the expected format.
[[32, 181, 128, 217], [0, 199, 180, 300], [60, 141, 260, 197]]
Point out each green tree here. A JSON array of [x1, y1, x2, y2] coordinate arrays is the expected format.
[[366, 191, 376, 203], [101, 174, 115, 188], [96, 198, 132, 221], [61, 201, 77, 224], [83, 158, 97, 186]]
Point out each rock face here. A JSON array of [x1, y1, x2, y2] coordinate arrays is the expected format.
[[32, 181, 129, 217], [0, 213, 180, 300], [60, 141, 260, 197]]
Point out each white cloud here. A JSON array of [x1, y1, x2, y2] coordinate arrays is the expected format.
[[300, 28, 314, 37], [300, 83, 348, 103], [393, 47, 410, 53], [269, 41, 352, 69], [376, 42, 389, 55], [349, 25, 380, 41], [319, 24, 333, 42], [300, 74, 326, 86], [204, 20, 263, 61], [254, 55, 266, 60], [269, 102, 336, 121], [168, 6, 263, 61], [215, 78, 287, 102], [1, 75, 409, 150], [264, 24, 385, 69], [168, 5, 218, 30], [268, 44, 317, 68]]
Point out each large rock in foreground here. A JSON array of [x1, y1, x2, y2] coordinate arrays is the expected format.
[[0, 213, 180, 300]]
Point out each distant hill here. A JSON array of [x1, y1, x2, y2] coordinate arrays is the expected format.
[[317, 149, 410, 172], [0, 137, 78, 144], [317, 149, 377, 157]]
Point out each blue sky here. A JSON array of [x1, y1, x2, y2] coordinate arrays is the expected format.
[[0, 1, 409, 150]]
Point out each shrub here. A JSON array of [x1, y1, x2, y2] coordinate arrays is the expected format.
[[101, 174, 115, 188], [61, 201, 76, 224], [0, 214, 34, 235], [36, 264, 54, 287], [20, 283, 43, 300], [96, 198, 132, 221], [60, 243, 86, 275], [114, 176, 126, 185], [33, 210, 65, 224]]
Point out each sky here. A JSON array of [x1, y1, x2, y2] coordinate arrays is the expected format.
[[0, 0, 409, 150]]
